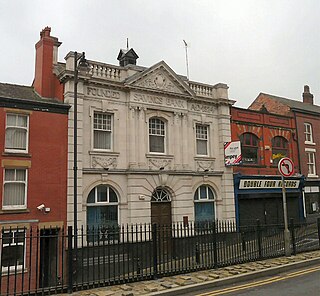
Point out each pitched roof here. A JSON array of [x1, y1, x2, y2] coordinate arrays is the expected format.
[[0, 82, 65, 105], [258, 92, 320, 114]]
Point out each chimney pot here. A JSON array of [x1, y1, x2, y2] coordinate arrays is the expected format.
[[40, 26, 51, 38], [302, 85, 314, 104]]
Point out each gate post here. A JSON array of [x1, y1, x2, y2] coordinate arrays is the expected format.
[[256, 220, 262, 259], [212, 221, 218, 268], [67, 226, 73, 294], [317, 218, 320, 248], [290, 219, 296, 255], [152, 223, 158, 279]]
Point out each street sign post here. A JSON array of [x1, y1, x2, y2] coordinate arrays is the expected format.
[[278, 157, 295, 256]]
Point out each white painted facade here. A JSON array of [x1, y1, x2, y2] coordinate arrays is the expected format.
[[59, 52, 235, 229]]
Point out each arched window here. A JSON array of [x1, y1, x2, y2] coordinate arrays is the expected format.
[[151, 188, 171, 202], [87, 185, 119, 241], [272, 136, 288, 166], [149, 117, 166, 153], [194, 185, 215, 223], [239, 133, 259, 164]]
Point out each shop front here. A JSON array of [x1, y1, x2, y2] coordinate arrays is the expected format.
[[234, 174, 305, 226]]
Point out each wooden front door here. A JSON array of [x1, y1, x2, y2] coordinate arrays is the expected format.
[[151, 202, 172, 225]]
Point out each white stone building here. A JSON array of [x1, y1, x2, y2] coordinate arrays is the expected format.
[[57, 47, 235, 230]]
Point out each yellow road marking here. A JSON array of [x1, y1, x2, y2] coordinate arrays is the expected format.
[[197, 265, 320, 296]]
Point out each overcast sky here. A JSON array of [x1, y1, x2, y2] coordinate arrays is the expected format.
[[1, 0, 320, 107]]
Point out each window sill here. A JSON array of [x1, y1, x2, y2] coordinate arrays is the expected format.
[[304, 141, 316, 146], [2, 152, 31, 158], [307, 174, 319, 178], [1, 267, 26, 275], [146, 153, 174, 159], [89, 150, 120, 156], [0, 209, 30, 215], [194, 156, 216, 161]]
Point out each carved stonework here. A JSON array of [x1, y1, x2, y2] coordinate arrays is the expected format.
[[196, 160, 215, 171], [136, 70, 183, 94], [148, 158, 172, 170], [92, 156, 118, 169]]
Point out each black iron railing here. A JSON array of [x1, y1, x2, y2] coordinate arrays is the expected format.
[[0, 219, 320, 295]]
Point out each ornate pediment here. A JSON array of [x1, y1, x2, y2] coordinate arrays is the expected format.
[[126, 61, 194, 97]]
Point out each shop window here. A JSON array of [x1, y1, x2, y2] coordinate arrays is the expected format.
[[239, 133, 259, 164], [3, 168, 27, 209], [93, 112, 113, 150], [194, 185, 215, 223], [272, 136, 288, 166], [305, 193, 320, 215], [1, 229, 26, 272], [196, 124, 208, 156], [87, 185, 119, 242], [149, 117, 166, 153], [5, 113, 29, 153], [304, 123, 314, 143]]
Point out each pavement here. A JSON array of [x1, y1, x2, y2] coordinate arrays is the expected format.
[[64, 250, 320, 296]]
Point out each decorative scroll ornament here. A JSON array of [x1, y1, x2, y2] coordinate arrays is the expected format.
[[136, 71, 182, 94], [148, 158, 172, 170], [92, 156, 117, 169], [196, 160, 215, 171]]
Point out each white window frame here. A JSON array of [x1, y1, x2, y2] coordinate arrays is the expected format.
[[304, 123, 314, 144], [306, 149, 317, 177], [148, 117, 166, 154], [1, 229, 26, 272], [5, 113, 29, 153], [3, 168, 28, 210], [92, 112, 113, 151], [195, 124, 209, 156]]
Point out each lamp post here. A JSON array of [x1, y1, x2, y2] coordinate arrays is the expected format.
[[73, 51, 90, 249]]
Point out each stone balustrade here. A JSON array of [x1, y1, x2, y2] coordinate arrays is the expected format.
[[88, 61, 122, 81], [189, 82, 213, 98]]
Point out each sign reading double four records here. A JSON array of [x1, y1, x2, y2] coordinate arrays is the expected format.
[[278, 157, 294, 177]]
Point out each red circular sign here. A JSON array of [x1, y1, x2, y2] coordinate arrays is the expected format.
[[278, 157, 294, 177]]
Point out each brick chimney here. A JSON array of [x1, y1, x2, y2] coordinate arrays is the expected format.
[[33, 27, 63, 100], [302, 85, 314, 104]]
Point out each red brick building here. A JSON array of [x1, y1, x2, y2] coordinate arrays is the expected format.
[[249, 86, 320, 221], [0, 28, 69, 292], [230, 106, 304, 225]]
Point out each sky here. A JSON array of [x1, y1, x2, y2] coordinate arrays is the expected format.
[[1, 0, 320, 108]]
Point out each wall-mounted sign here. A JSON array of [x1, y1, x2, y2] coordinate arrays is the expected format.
[[224, 141, 242, 166], [239, 179, 300, 189]]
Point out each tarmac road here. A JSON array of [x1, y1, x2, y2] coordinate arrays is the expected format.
[[190, 265, 320, 296]]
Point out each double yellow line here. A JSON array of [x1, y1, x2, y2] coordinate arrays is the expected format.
[[197, 265, 320, 296]]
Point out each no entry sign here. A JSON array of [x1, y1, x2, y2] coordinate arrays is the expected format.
[[278, 157, 294, 177]]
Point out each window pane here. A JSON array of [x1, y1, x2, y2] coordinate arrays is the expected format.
[[2, 232, 13, 245], [200, 186, 207, 199], [149, 135, 164, 153], [4, 169, 15, 181], [17, 115, 27, 127], [149, 118, 165, 136], [109, 188, 118, 202], [195, 202, 214, 222], [5, 128, 27, 150], [197, 140, 207, 155], [87, 189, 95, 203], [4, 183, 25, 206], [14, 232, 25, 244], [16, 170, 26, 181], [97, 186, 108, 202], [6, 114, 16, 126], [94, 130, 111, 149], [1, 245, 24, 268]]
